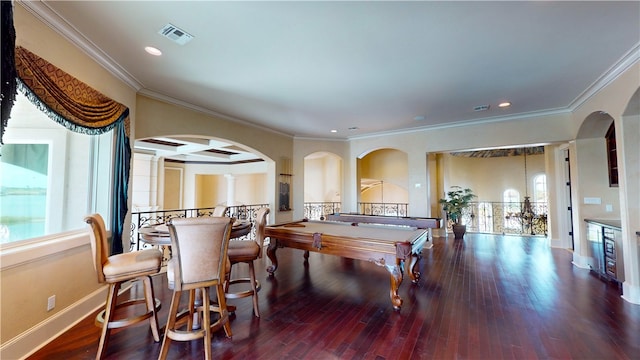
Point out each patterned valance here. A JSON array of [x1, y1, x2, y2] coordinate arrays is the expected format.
[[14, 46, 130, 136]]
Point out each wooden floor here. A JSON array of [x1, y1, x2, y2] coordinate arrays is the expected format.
[[29, 233, 640, 360]]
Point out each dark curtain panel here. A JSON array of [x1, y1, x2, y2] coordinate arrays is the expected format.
[[1, 0, 17, 145], [110, 119, 131, 255], [15, 46, 131, 255]]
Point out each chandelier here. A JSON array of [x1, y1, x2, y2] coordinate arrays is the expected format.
[[521, 148, 535, 234]]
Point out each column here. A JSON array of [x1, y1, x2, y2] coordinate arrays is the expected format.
[[225, 174, 236, 206]]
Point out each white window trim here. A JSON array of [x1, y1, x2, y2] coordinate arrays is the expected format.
[[0, 229, 88, 270], [4, 127, 68, 235]]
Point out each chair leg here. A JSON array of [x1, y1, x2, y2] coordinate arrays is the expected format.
[[224, 267, 232, 293], [201, 287, 212, 360], [188, 289, 196, 330], [215, 284, 232, 338], [248, 261, 260, 317], [142, 276, 161, 342], [96, 283, 119, 360], [158, 291, 182, 360]]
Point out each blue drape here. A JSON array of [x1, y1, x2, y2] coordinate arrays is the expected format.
[[110, 117, 131, 255]]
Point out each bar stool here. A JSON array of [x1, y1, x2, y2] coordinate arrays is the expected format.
[[225, 207, 269, 317], [212, 205, 228, 217], [159, 216, 234, 360], [84, 214, 162, 360]]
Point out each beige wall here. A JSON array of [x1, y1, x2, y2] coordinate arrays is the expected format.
[[194, 173, 268, 207], [195, 175, 222, 208], [235, 173, 269, 205], [443, 153, 546, 202], [164, 166, 183, 210], [1, 238, 97, 342]]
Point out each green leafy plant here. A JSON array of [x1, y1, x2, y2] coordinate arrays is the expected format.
[[439, 186, 476, 225]]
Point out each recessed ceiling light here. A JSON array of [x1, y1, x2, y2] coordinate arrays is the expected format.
[[145, 46, 162, 56], [498, 102, 512, 108], [330, 129, 337, 133]]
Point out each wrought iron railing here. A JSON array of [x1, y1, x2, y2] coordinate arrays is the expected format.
[[304, 202, 341, 220], [130, 203, 269, 252], [450, 201, 548, 236], [358, 202, 408, 217]]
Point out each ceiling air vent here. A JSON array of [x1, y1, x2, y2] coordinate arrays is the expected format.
[[473, 104, 490, 112], [158, 23, 193, 45]]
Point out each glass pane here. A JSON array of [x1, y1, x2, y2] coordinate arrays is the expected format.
[[1, 144, 49, 243]]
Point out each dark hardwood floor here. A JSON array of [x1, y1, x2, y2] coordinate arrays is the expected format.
[[29, 234, 640, 359]]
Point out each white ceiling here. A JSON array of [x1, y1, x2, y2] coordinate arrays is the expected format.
[[23, 1, 640, 149]]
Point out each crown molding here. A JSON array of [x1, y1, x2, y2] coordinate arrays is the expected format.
[[568, 42, 640, 110], [347, 107, 572, 141], [18, 1, 143, 91]]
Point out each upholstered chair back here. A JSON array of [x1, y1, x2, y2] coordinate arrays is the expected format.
[[254, 207, 270, 258], [85, 213, 110, 284], [212, 206, 228, 217], [167, 216, 233, 291]]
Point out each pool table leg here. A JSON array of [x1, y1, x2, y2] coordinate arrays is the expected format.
[[405, 253, 421, 283], [386, 263, 403, 310], [266, 241, 279, 275]]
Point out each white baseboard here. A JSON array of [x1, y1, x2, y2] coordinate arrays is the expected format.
[[622, 281, 640, 305], [0, 286, 108, 360], [571, 252, 593, 270]]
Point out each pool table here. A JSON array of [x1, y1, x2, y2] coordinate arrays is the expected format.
[[264, 219, 429, 310]]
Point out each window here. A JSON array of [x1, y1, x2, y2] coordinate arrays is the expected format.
[[532, 174, 547, 203], [477, 202, 493, 233], [605, 122, 618, 187], [0, 93, 112, 244], [503, 189, 520, 229]]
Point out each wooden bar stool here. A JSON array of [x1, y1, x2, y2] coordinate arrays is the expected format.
[[159, 216, 234, 360], [84, 214, 162, 360], [225, 207, 269, 317]]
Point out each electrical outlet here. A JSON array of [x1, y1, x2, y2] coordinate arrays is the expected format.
[[47, 295, 56, 311]]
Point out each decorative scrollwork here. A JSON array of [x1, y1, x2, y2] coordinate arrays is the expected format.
[[130, 204, 269, 252]]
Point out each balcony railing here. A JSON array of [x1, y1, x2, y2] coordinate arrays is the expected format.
[[452, 201, 548, 236], [303, 202, 409, 220], [304, 202, 341, 220], [129, 204, 269, 252], [306, 200, 548, 236], [358, 202, 408, 217]]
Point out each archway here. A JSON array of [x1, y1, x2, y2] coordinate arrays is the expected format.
[[303, 151, 343, 219], [132, 135, 273, 212], [357, 148, 409, 216]]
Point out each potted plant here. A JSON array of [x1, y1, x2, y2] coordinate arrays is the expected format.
[[439, 186, 476, 239]]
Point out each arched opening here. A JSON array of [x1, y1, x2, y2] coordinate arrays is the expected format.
[[303, 151, 343, 219], [130, 135, 273, 253], [357, 148, 408, 216]]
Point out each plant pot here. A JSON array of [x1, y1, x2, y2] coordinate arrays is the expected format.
[[452, 224, 466, 239]]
